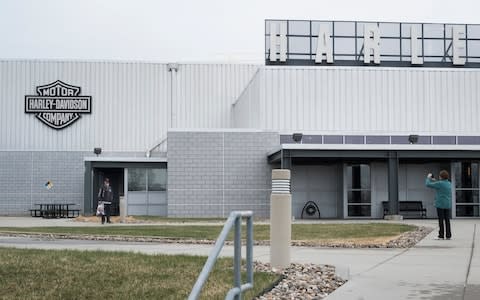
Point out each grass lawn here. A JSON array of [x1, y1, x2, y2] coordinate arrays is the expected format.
[[0, 223, 416, 298], [0, 223, 416, 241], [0, 247, 278, 300]]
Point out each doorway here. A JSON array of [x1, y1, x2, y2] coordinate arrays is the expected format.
[[453, 161, 480, 217], [93, 168, 124, 216], [345, 164, 371, 217]]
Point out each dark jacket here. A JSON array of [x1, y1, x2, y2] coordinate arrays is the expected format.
[[98, 184, 113, 202]]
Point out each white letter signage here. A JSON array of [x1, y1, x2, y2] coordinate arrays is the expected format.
[[363, 25, 381, 64], [266, 19, 478, 68], [411, 26, 423, 65], [452, 26, 466, 65], [315, 26, 333, 63], [269, 22, 287, 62]]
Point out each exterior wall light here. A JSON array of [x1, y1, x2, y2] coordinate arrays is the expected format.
[[408, 135, 419, 144], [167, 63, 179, 72], [292, 133, 303, 143], [94, 147, 102, 155]]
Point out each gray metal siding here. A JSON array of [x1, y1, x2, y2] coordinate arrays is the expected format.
[[127, 191, 167, 216]]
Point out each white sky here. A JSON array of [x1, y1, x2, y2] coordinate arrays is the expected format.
[[0, 0, 479, 63]]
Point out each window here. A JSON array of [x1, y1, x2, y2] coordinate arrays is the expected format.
[[148, 168, 167, 191], [347, 164, 371, 217], [128, 168, 146, 191], [128, 168, 167, 192], [454, 162, 480, 217]]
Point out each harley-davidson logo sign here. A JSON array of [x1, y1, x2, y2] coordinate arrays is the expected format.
[[25, 80, 92, 129]]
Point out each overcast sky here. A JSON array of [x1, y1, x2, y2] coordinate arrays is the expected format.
[[0, 0, 479, 63]]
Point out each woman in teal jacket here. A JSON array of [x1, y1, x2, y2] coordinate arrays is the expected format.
[[425, 170, 452, 240]]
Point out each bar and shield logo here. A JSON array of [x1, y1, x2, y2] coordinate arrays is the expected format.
[[25, 80, 92, 129]]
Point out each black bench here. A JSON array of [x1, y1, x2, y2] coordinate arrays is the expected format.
[[30, 204, 80, 218], [29, 209, 43, 217], [382, 201, 427, 218], [66, 209, 80, 218]]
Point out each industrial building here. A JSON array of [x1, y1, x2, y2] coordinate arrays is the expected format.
[[1, 20, 480, 219]]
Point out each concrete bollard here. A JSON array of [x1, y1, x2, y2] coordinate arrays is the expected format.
[[119, 196, 126, 223], [384, 214, 403, 221], [270, 169, 291, 269]]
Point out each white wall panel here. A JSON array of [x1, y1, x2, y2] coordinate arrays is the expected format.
[[0, 60, 169, 152], [171, 64, 258, 129], [258, 67, 480, 135], [232, 69, 262, 128], [0, 61, 259, 152], [4, 61, 480, 151]]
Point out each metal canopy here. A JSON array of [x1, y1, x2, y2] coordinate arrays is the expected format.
[[268, 148, 480, 215], [268, 149, 480, 165]]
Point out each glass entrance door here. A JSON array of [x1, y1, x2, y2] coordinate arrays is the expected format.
[[453, 162, 480, 217], [346, 164, 371, 217]]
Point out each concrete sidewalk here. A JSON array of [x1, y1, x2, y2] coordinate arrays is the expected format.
[[0, 217, 478, 299], [326, 219, 480, 300]]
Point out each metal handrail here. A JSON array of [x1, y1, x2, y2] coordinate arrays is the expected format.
[[145, 135, 167, 157], [188, 211, 254, 300]]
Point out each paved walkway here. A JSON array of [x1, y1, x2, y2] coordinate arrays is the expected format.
[[327, 219, 480, 300], [0, 217, 478, 299]]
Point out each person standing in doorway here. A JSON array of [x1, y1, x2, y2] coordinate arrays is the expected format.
[[98, 178, 113, 224], [425, 170, 452, 240]]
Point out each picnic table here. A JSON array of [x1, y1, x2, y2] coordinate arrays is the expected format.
[[30, 203, 80, 218]]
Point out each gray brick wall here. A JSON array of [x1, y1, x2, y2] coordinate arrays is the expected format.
[[167, 131, 279, 218], [1, 133, 279, 217], [0, 151, 87, 215]]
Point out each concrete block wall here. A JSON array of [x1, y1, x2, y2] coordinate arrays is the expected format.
[[0, 151, 87, 215], [167, 130, 279, 218]]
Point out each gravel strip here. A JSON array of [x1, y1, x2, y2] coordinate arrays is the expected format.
[[0, 225, 433, 248], [385, 226, 433, 248], [291, 226, 434, 248], [254, 262, 346, 299]]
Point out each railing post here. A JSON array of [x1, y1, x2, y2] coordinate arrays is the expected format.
[[234, 216, 242, 300], [188, 211, 254, 300], [246, 215, 253, 285]]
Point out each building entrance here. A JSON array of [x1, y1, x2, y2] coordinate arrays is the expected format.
[[453, 162, 480, 217], [93, 168, 124, 216], [346, 164, 371, 217]]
